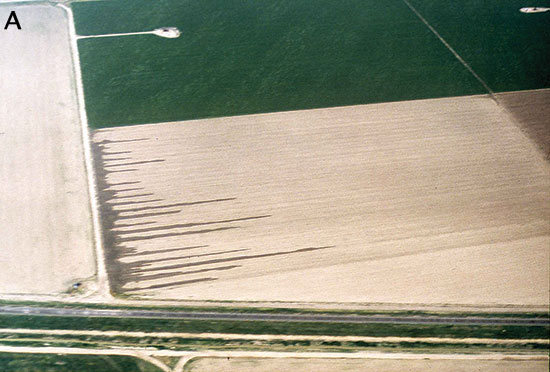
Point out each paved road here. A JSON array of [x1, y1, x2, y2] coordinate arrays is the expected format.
[[0, 306, 547, 326]]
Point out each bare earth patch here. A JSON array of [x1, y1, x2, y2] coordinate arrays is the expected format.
[[93, 94, 550, 306], [185, 356, 549, 372], [0, 4, 95, 294]]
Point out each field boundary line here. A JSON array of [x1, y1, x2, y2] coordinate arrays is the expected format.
[[400, 0, 496, 100], [58, 4, 111, 300]]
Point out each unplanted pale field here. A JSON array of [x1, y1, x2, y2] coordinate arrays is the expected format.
[[185, 357, 549, 372], [0, 4, 95, 294], [93, 94, 550, 306]]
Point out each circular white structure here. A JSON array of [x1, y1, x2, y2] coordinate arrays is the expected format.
[[153, 27, 181, 38], [519, 7, 550, 13]]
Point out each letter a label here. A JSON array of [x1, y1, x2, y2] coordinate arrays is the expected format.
[[5, 11, 21, 30]]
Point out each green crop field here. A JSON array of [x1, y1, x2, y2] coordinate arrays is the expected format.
[[0, 352, 162, 372], [72, 0, 549, 128], [405, 0, 550, 93]]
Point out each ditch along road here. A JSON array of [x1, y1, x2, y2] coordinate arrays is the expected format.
[[0, 306, 547, 326]]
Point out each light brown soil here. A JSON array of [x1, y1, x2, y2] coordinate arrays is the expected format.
[[497, 89, 550, 161], [185, 357, 549, 372], [93, 94, 550, 305], [0, 4, 95, 294]]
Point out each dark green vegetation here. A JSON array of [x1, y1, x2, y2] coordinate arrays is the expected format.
[[0, 352, 162, 372], [0, 314, 547, 340], [73, 0, 490, 128]]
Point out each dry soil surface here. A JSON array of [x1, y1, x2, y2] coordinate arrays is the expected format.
[[93, 94, 550, 305], [0, 4, 95, 294], [185, 356, 549, 372]]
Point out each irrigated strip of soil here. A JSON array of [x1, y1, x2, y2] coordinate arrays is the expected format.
[[496, 89, 550, 161]]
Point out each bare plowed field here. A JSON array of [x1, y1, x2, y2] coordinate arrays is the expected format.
[[0, 4, 95, 294], [185, 357, 549, 372], [93, 94, 550, 305]]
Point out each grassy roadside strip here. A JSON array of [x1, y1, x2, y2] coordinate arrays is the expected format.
[[1, 329, 548, 346], [0, 300, 547, 319], [0, 314, 547, 340], [0, 334, 547, 353]]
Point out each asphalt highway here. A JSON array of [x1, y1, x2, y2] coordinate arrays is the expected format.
[[0, 306, 548, 326]]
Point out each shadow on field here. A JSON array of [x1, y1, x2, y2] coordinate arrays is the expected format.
[[92, 135, 328, 295]]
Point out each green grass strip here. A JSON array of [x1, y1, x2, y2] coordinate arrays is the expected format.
[[0, 314, 547, 340]]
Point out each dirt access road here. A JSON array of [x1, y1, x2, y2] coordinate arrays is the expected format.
[[0, 3, 95, 294]]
